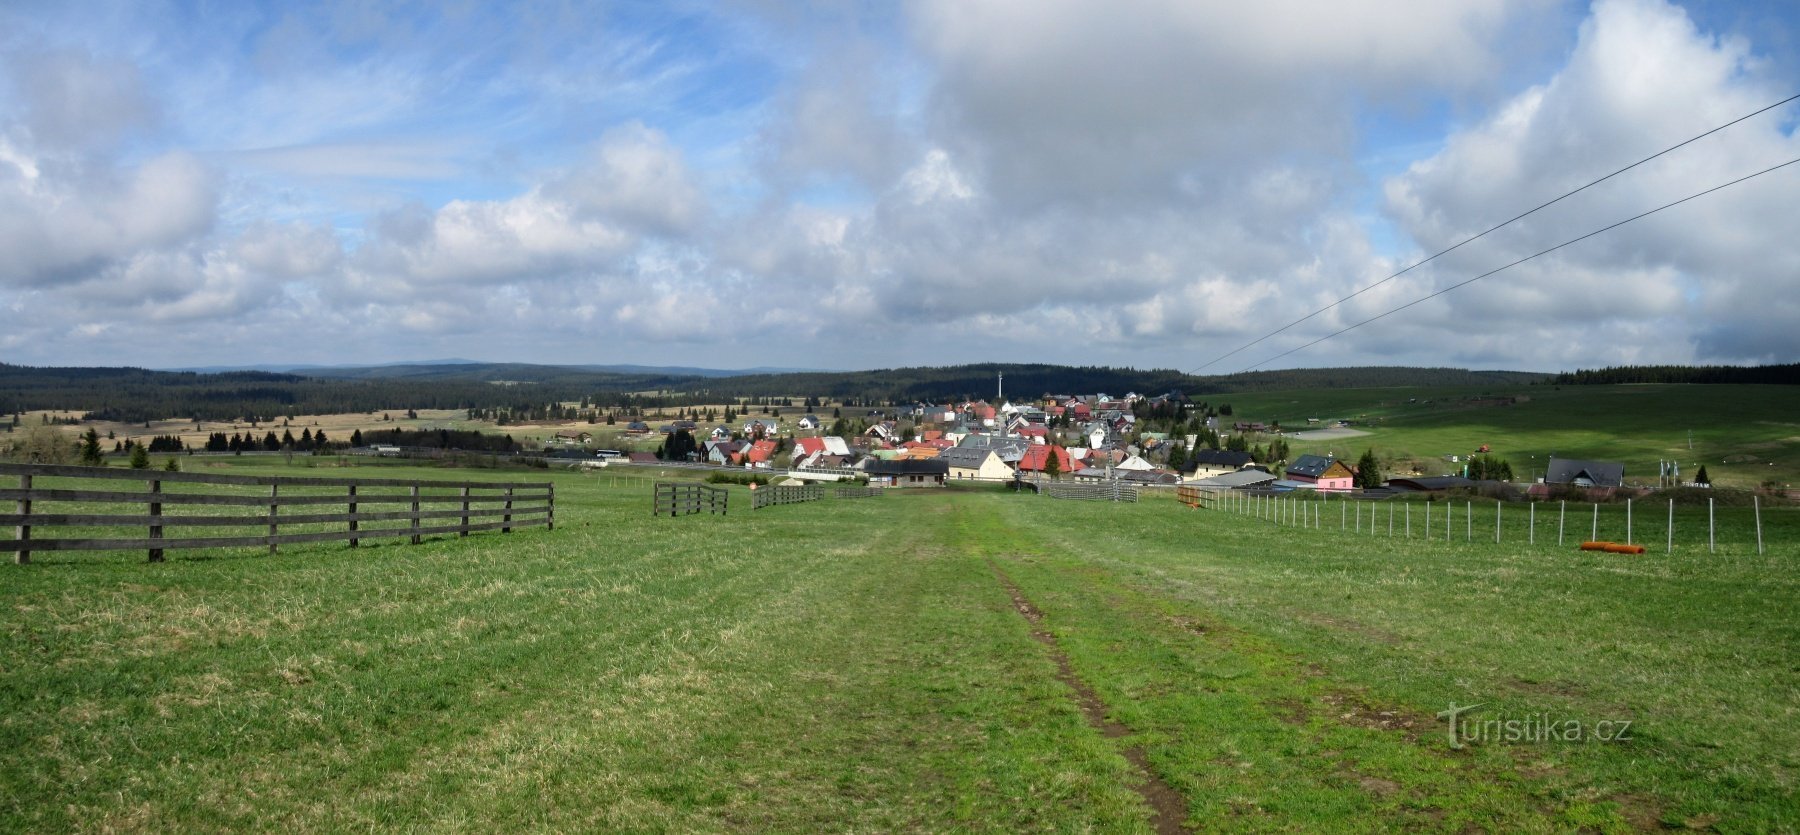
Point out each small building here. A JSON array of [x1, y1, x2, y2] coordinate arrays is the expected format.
[[1186, 469, 1278, 490], [939, 446, 1013, 481], [864, 459, 949, 488], [552, 430, 592, 445], [1544, 457, 1624, 488], [1285, 454, 1356, 492], [1184, 449, 1255, 478], [797, 415, 822, 430]]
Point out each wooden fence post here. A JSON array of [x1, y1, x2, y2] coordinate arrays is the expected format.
[[1494, 501, 1500, 544], [148, 478, 164, 563], [546, 482, 555, 531], [1667, 498, 1673, 554], [1708, 498, 1715, 554], [1591, 503, 1598, 543], [503, 486, 514, 533], [410, 484, 422, 545], [348, 484, 359, 548], [268, 483, 279, 555], [15, 473, 30, 565], [460, 486, 470, 537]]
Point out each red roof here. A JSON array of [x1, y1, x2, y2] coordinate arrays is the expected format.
[[795, 437, 826, 456], [1018, 445, 1084, 473], [747, 439, 779, 464]]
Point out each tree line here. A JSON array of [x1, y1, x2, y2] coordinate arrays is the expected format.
[[1548, 363, 1800, 386]]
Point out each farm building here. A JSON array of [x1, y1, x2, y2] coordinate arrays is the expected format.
[[1186, 469, 1278, 489], [939, 446, 1014, 481], [1285, 454, 1356, 492], [1183, 449, 1254, 478], [1544, 457, 1625, 488], [864, 459, 949, 488]]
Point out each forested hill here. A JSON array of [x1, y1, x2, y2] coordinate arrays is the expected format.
[[1550, 364, 1800, 386], [0, 362, 1567, 421]]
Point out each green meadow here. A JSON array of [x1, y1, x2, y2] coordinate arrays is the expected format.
[[3, 461, 1797, 832], [1223, 383, 1800, 490]]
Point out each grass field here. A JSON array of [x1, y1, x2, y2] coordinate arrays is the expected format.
[[1222, 383, 1800, 491], [4, 461, 1797, 832]]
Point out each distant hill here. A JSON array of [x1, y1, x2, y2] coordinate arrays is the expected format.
[[31, 359, 1790, 424]]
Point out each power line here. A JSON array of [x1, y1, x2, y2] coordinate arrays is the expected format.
[[1238, 155, 1800, 372], [1185, 91, 1800, 375]]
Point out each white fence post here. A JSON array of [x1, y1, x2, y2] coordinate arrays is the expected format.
[[1755, 496, 1763, 555]]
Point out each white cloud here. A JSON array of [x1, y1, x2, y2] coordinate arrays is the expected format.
[[1380, 0, 1800, 366]]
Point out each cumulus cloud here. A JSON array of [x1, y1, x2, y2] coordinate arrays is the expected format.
[[1380, 0, 1800, 366]]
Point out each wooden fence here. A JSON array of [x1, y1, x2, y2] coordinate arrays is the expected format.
[[752, 484, 823, 510], [835, 487, 882, 499], [653, 482, 729, 517], [1042, 481, 1139, 502], [2, 463, 551, 564]]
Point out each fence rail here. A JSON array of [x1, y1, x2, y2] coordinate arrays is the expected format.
[[835, 487, 882, 499], [1194, 487, 1783, 555], [752, 485, 824, 510], [1041, 481, 1139, 502], [653, 482, 729, 517], [2, 463, 551, 563]]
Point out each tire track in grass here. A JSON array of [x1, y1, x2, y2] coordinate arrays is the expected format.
[[989, 560, 1190, 835]]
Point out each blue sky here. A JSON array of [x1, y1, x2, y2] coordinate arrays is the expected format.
[[2, 0, 1796, 373]]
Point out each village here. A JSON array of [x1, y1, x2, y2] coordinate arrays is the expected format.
[[577, 383, 1629, 496]]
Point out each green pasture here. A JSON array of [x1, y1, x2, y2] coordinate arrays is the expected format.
[[1223, 383, 1800, 490], [3, 460, 1796, 831]]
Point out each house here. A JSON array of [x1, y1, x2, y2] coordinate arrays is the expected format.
[[552, 430, 592, 445], [706, 441, 744, 466], [1015, 425, 1049, 443], [793, 437, 828, 459], [745, 439, 779, 467], [939, 446, 1013, 481], [1017, 445, 1084, 477], [1285, 454, 1356, 492], [1544, 457, 1624, 488], [1184, 449, 1255, 478], [741, 419, 777, 438], [1114, 454, 1156, 472], [866, 421, 898, 442], [709, 426, 733, 441], [898, 444, 942, 460], [624, 420, 651, 433], [797, 414, 822, 430], [956, 434, 1033, 465], [864, 458, 949, 488]]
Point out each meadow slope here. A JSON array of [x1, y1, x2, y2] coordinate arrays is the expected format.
[[3, 462, 1795, 832]]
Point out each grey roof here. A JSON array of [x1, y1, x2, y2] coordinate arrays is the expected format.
[[1187, 469, 1278, 488], [865, 459, 950, 476], [956, 434, 1033, 461], [1388, 476, 1475, 492], [1285, 454, 1342, 479], [939, 447, 999, 468], [1545, 457, 1624, 487], [1183, 449, 1253, 472]]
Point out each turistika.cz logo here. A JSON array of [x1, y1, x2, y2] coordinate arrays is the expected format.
[[1436, 702, 1632, 749]]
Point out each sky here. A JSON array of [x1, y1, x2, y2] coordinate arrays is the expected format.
[[1, 0, 1797, 374]]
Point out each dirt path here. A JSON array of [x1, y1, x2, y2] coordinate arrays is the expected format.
[[989, 561, 1190, 834], [1289, 427, 1371, 441]]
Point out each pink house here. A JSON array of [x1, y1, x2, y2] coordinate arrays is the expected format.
[[1286, 454, 1357, 492]]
